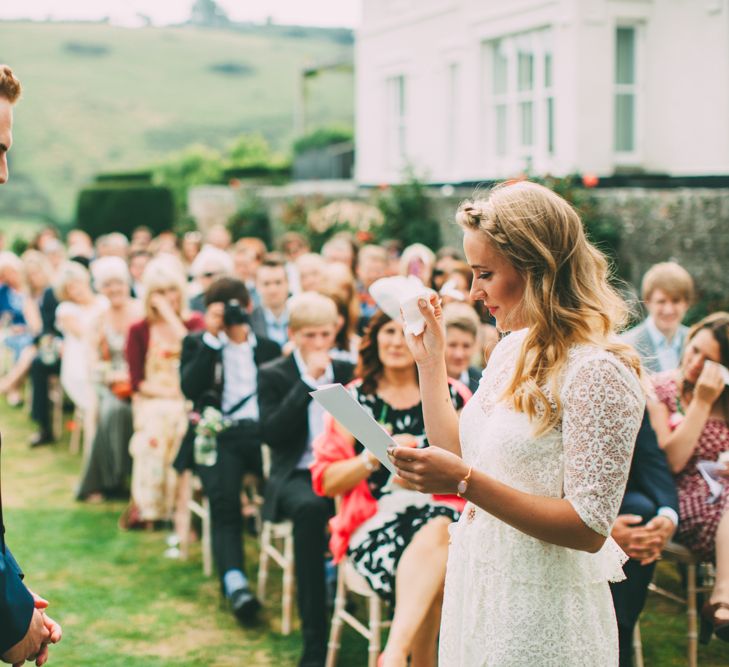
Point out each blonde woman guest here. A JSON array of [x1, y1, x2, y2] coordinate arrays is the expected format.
[[76, 257, 142, 501], [648, 313, 729, 641], [389, 181, 645, 667], [54, 261, 109, 413], [124, 257, 203, 528]]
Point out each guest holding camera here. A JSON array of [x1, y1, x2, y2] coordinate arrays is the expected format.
[[258, 292, 353, 667], [648, 312, 729, 642], [175, 277, 280, 624]]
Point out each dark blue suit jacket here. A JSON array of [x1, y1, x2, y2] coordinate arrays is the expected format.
[[0, 546, 34, 654], [621, 411, 678, 515]]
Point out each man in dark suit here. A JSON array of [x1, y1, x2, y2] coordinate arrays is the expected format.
[[258, 292, 354, 667], [610, 412, 679, 667], [177, 277, 281, 624], [1, 63, 62, 666], [249, 254, 290, 347]]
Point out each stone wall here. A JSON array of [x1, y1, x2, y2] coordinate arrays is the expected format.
[[191, 181, 729, 313], [594, 188, 729, 313]]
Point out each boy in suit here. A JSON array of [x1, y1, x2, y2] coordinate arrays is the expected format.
[[177, 277, 280, 624], [258, 292, 354, 667], [622, 262, 693, 374]]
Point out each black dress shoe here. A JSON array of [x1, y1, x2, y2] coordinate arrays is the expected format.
[[29, 430, 54, 448], [230, 586, 261, 625]]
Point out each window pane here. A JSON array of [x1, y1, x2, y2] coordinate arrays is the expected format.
[[544, 52, 552, 88], [493, 43, 508, 95], [616, 27, 635, 85], [495, 104, 507, 156], [517, 51, 533, 91], [520, 101, 533, 147], [547, 97, 555, 155], [614, 93, 634, 151]]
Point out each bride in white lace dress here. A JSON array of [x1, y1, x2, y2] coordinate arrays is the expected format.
[[389, 181, 645, 667]]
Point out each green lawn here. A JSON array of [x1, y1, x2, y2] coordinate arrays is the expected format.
[[0, 400, 365, 666], [1, 398, 728, 666], [0, 20, 353, 222]]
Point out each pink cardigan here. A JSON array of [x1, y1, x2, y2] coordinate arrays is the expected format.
[[310, 378, 472, 563]]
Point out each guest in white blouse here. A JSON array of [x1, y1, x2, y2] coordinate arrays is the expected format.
[[54, 261, 109, 413], [622, 261, 694, 373], [389, 181, 645, 667]]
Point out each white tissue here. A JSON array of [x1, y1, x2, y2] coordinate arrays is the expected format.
[[369, 276, 432, 335]]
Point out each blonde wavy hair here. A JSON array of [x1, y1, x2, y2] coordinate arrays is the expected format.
[[456, 180, 642, 436]]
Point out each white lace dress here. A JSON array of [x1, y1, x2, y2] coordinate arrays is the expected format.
[[439, 329, 644, 667]]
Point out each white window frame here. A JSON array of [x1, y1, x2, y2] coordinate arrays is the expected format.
[[484, 28, 554, 176], [613, 22, 644, 167], [385, 74, 408, 172]]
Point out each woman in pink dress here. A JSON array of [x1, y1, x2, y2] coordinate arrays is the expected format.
[[648, 312, 729, 642]]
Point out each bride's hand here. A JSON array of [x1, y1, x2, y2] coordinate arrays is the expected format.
[[403, 293, 445, 368], [388, 444, 469, 495]]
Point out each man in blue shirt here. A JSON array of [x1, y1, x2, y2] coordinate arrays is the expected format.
[[0, 64, 62, 666]]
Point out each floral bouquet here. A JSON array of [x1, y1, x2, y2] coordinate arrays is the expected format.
[[190, 406, 232, 466]]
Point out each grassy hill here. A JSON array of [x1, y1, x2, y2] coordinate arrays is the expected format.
[[0, 21, 354, 226]]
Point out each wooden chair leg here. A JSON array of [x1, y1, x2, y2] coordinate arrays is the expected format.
[[257, 523, 271, 601], [325, 567, 347, 667], [687, 562, 698, 667], [201, 496, 212, 577], [368, 595, 382, 667], [632, 622, 644, 667], [281, 532, 294, 636]]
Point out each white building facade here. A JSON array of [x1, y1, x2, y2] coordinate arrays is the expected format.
[[355, 0, 729, 185]]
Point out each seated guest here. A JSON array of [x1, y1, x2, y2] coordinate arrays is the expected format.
[[0, 251, 44, 406], [648, 313, 729, 642], [322, 234, 357, 271], [443, 303, 482, 393], [610, 412, 678, 666], [175, 277, 280, 624], [258, 293, 354, 667], [250, 254, 290, 347], [432, 246, 463, 291], [26, 271, 63, 447], [76, 257, 142, 501], [188, 245, 234, 314], [128, 250, 151, 301], [231, 238, 265, 308], [622, 261, 694, 373], [296, 253, 327, 293], [320, 266, 361, 364], [54, 261, 109, 414], [355, 245, 388, 335], [277, 231, 310, 295], [125, 257, 204, 529], [399, 243, 435, 288], [311, 310, 469, 667]]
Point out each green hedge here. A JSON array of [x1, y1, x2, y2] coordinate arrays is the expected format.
[[76, 183, 175, 239]]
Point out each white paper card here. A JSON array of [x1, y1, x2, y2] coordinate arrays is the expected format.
[[310, 383, 397, 474]]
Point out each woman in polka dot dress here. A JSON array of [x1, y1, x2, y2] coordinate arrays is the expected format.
[[649, 312, 729, 643]]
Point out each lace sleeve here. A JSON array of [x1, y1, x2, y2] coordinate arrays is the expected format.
[[561, 354, 644, 537]]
